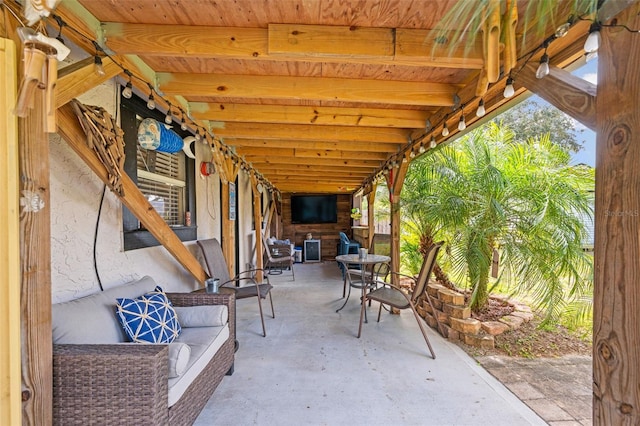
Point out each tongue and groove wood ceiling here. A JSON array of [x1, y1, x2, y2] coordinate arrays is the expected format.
[[68, 0, 590, 193]]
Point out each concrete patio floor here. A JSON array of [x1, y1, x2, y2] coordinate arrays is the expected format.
[[194, 261, 546, 426]]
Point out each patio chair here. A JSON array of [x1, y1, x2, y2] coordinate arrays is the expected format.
[[338, 232, 360, 276], [341, 234, 389, 298], [359, 241, 444, 359], [261, 233, 295, 280], [197, 238, 275, 337]]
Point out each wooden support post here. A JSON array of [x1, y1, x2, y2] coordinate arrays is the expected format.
[[251, 172, 264, 282], [386, 157, 410, 284], [19, 56, 53, 426], [0, 36, 22, 426], [220, 158, 239, 276], [366, 184, 376, 248], [593, 4, 640, 423]]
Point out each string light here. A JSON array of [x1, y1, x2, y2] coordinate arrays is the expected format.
[[430, 136, 437, 149], [441, 115, 449, 137], [503, 76, 515, 98], [458, 113, 466, 131], [146, 91, 156, 110], [93, 55, 105, 76], [122, 70, 133, 99], [584, 21, 601, 53], [536, 40, 551, 79], [409, 149, 416, 158], [164, 103, 173, 124], [419, 142, 426, 154], [476, 99, 486, 117], [180, 113, 188, 131]]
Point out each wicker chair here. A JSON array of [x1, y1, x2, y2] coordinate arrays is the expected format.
[[197, 238, 275, 337], [359, 241, 444, 359]]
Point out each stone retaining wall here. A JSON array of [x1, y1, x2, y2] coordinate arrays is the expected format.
[[416, 282, 534, 349]]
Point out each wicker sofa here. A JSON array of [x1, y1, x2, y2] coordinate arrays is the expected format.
[[51, 276, 235, 426]]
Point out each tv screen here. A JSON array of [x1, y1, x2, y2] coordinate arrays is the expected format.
[[291, 195, 338, 224]]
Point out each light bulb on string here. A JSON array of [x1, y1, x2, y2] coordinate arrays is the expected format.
[[194, 128, 201, 142], [585, 21, 601, 53], [555, 22, 571, 38], [430, 136, 437, 149], [503, 76, 515, 98], [442, 122, 449, 137], [409, 149, 416, 158], [146, 92, 156, 110], [164, 104, 173, 125], [536, 52, 550, 79], [476, 99, 486, 117], [458, 114, 466, 131], [93, 56, 105, 76], [180, 114, 188, 131], [419, 143, 426, 154], [122, 71, 133, 99]]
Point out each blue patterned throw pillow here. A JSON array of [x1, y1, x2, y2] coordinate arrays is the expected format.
[[116, 286, 181, 343]]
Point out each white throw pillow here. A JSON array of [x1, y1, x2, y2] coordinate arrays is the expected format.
[[168, 342, 191, 378], [174, 305, 228, 328]]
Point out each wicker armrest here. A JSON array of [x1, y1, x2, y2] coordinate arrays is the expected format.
[[167, 291, 236, 340], [53, 344, 170, 425]]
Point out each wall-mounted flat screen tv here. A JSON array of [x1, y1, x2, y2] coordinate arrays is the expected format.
[[291, 194, 338, 224]]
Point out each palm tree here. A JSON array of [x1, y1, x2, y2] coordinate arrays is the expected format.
[[402, 123, 593, 323]]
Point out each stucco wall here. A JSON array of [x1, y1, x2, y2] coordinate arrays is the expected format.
[[49, 76, 251, 303]]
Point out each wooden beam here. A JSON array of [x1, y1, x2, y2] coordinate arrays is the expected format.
[[269, 23, 393, 58], [56, 56, 122, 108], [215, 122, 411, 143], [102, 22, 482, 69], [158, 72, 460, 107], [56, 103, 208, 283], [394, 29, 483, 68], [190, 102, 430, 129], [246, 156, 382, 168], [227, 138, 402, 153], [273, 183, 357, 193], [260, 168, 370, 177], [0, 36, 21, 426], [519, 63, 597, 131], [235, 147, 387, 161], [593, 4, 640, 423]]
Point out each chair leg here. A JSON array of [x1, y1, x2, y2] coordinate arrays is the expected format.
[[377, 302, 383, 322], [268, 291, 275, 318], [291, 260, 295, 280], [342, 275, 347, 298], [357, 294, 367, 338], [256, 293, 267, 337], [424, 293, 443, 336], [409, 301, 436, 359]]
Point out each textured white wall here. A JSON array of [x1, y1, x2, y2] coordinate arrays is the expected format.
[[49, 76, 241, 303]]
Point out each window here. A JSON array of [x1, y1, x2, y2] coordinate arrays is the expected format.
[[120, 93, 197, 250]]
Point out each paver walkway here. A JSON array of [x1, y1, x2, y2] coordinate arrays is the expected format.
[[477, 355, 592, 425]]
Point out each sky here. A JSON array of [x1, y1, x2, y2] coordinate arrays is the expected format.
[[534, 59, 598, 167]]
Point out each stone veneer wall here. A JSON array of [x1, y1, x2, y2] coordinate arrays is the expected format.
[[416, 282, 534, 349]]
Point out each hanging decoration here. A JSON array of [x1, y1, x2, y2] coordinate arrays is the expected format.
[[137, 118, 196, 158], [71, 100, 126, 196]]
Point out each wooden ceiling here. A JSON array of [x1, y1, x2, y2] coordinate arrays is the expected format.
[[59, 0, 591, 194]]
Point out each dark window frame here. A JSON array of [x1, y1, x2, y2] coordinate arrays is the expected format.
[[120, 91, 197, 250]]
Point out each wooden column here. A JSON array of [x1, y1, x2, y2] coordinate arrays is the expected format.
[[366, 183, 376, 248], [251, 171, 264, 282], [219, 158, 239, 276], [19, 57, 53, 426], [593, 4, 640, 423], [0, 36, 21, 426], [386, 158, 410, 282]]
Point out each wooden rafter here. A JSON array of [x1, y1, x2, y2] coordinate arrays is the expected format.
[[57, 56, 121, 108], [214, 122, 410, 143], [158, 73, 461, 107], [189, 102, 432, 129], [227, 139, 402, 153], [102, 22, 483, 69]]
